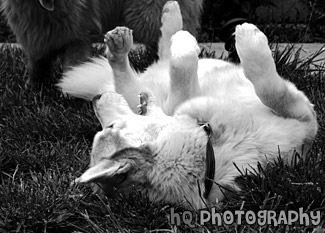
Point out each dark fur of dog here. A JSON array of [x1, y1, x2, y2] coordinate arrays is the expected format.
[[0, 0, 203, 87]]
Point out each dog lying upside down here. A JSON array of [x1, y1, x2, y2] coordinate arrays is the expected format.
[[59, 2, 318, 209]]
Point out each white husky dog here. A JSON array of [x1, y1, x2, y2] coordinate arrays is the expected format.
[[59, 1, 318, 209]]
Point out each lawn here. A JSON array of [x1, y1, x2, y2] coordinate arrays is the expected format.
[[0, 44, 324, 233]]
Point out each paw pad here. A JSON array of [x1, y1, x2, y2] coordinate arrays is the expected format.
[[104, 27, 133, 56]]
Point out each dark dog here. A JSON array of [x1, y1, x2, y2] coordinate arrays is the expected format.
[[1, 0, 203, 87]]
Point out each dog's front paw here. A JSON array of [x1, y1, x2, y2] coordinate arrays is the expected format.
[[235, 23, 271, 64], [170, 30, 200, 67], [104, 27, 133, 58], [161, 1, 183, 37]]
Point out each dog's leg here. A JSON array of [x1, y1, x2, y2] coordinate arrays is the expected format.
[[104, 27, 144, 113], [62, 41, 90, 69], [27, 56, 53, 89], [235, 23, 317, 136], [158, 1, 183, 60], [164, 30, 201, 115]]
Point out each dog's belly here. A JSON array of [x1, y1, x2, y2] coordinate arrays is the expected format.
[[197, 59, 255, 100], [142, 58, 256, 113], [175, 58, 307, 159]]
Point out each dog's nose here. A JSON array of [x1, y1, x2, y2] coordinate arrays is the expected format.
[[92, 94, 102, 105]]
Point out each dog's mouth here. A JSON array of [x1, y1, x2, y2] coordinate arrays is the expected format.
[[95, 172, 129, 197], [108, 172, 128, 187], [116, 173, 128, 186]]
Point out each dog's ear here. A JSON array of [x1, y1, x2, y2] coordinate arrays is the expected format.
[[39, 0, 55, 11], [76, 146, 154, 184], [93, 92, 134, 128], [76, 160, 131, 184]]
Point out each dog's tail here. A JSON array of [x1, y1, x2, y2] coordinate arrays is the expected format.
[[57, 56, 114, 100]]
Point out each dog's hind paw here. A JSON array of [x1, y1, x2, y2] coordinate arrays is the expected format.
[[104, 27, 133, 58], [235, 23, 272, 65], [235, 23, 277, 84]]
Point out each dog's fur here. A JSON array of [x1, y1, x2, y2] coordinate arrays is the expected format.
[[0, 0, 203, 87], [59, 2, 318, 209]]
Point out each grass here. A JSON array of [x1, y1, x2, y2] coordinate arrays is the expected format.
[[0, 44, 325, 233]]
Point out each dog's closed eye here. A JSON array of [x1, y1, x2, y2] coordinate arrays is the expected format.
[[106, 123, 115, 129], [105, 120, 122, 129]]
